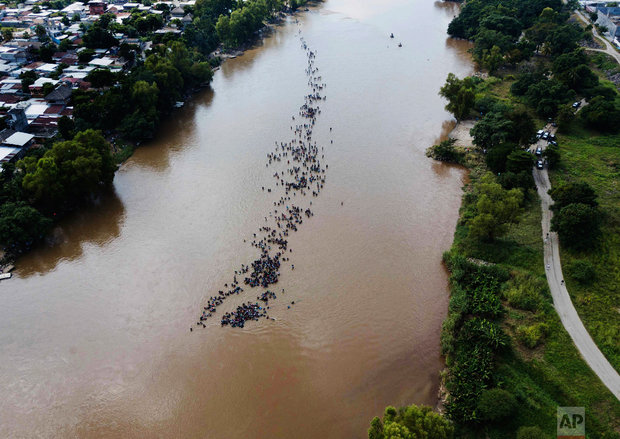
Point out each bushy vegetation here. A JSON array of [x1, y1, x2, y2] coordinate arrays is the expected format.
[[437, 169, 620, 437], [416, 1, 620, 431], [549, 128, 620, 370], [368, 405, 454, 439], [426, 139, 465, 164]]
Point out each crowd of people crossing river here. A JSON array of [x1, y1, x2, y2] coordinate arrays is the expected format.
[[193, 30, 331, 331]]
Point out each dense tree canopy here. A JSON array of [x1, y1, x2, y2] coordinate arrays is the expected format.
[[0, 201, 51, 251], [548, 181, 598, 211], [18, 130, 116, 212], [579, 96, 620, 132], [551, 203, 601, 250]]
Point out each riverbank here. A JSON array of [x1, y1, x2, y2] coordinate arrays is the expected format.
[[1, 1, 473, 435], [0, 3, 318, 268], [434, 75, 620, 437]]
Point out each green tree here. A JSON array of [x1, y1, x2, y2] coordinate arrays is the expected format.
[[83, 20, 119, 48], [85, 69, 116, 88], [78, 48, 95, 63], [483, 45, 504, 74], [551, 203, 601, 250], [19, 130, 117, 212], [580, 96, 620, 132], [42, 82, 56, 97], [507, 108, 536, 145], [470, 111, 514, 150], [19, 70, 38, 94], [566, 260, 595, 284], [486, 142, 516, 173], [368, 405, 454, 439], [2, 28, 13, 42], [556, 103, 575, 132], [468, 173, 523, 241], [58, 115, 75, 140], [439, 73, 477, 121], [498, 170, 535, 192], [506, 150, 534, 173], [548, 181, 597, 211], [543, 143, 560, 169], [428, 139, 462, 163], [35, 24, 48, 42], [0, 202, 51, 251]]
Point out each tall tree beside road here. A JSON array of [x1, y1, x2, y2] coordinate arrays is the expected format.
[[551, 203, 601, 250]]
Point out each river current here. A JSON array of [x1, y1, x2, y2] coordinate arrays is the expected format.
[[0, 1, 472, 437]]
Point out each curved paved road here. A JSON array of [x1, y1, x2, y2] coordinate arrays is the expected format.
[[575, 10, 620, 65], [534, 167, 620, 400]]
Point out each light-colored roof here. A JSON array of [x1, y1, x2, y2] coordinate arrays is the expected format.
[[31, 77, 59, 87], [64, 2, 86, 10], [4, 132, 34, 147], [0, 146, 20, 162], [25, 103, 49, 118], [89, 57, 114, 67], [37, 63, 58, 72]]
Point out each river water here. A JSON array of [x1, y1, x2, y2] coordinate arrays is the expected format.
[[0, 1, 472, 437]]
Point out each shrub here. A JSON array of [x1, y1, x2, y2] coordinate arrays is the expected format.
[[566, 260, 595, 284], [504, 273, 544, 311], [427, 139, 464, 163], [368, 405, 454, 439], [477, 388, 517, 422], [517, 425, 548, 439], [517, 323, 549, 348], [506, 287, 540, 311]]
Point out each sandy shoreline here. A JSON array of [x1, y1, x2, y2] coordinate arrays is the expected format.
[[447, 119, 475, 149]]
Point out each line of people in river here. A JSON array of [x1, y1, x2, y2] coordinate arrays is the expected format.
[[194, 32, 331, 331]]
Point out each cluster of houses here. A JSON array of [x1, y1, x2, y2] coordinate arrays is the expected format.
[[583, 1, 620, 47], [0, 0, 195, 166]]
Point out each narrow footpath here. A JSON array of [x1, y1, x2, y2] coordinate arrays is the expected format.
[[533, 163, 620, 400]]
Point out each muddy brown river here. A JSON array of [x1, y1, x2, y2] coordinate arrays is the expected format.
[[0, 1, 473, 437]]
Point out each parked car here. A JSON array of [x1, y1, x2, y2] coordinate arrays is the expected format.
[[536, 160, 544, 169], [548, 140, 558, 146], [536, 147, 543, 156], [572, 101, 581, 109], [548, 133, 556, 141], [542, 131, 549, 140], [536, 129, 544, 139]]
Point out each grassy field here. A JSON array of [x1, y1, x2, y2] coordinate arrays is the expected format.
[[471, 59, 620, 373], [551, 122, 620, 371], [448, 163, 620, 437]]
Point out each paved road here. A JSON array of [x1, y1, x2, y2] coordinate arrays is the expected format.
[[533, 164, 620, 400], [575, 10, 620, 65]]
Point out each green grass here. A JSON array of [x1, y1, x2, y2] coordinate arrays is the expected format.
[[550, 125, 620, 370], [447, 158, 620, 438]]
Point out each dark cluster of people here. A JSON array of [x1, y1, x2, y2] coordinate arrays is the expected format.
[[193, 31, 331, 331], [258, 290, 277, 302], [221, 303, 268, 328]]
